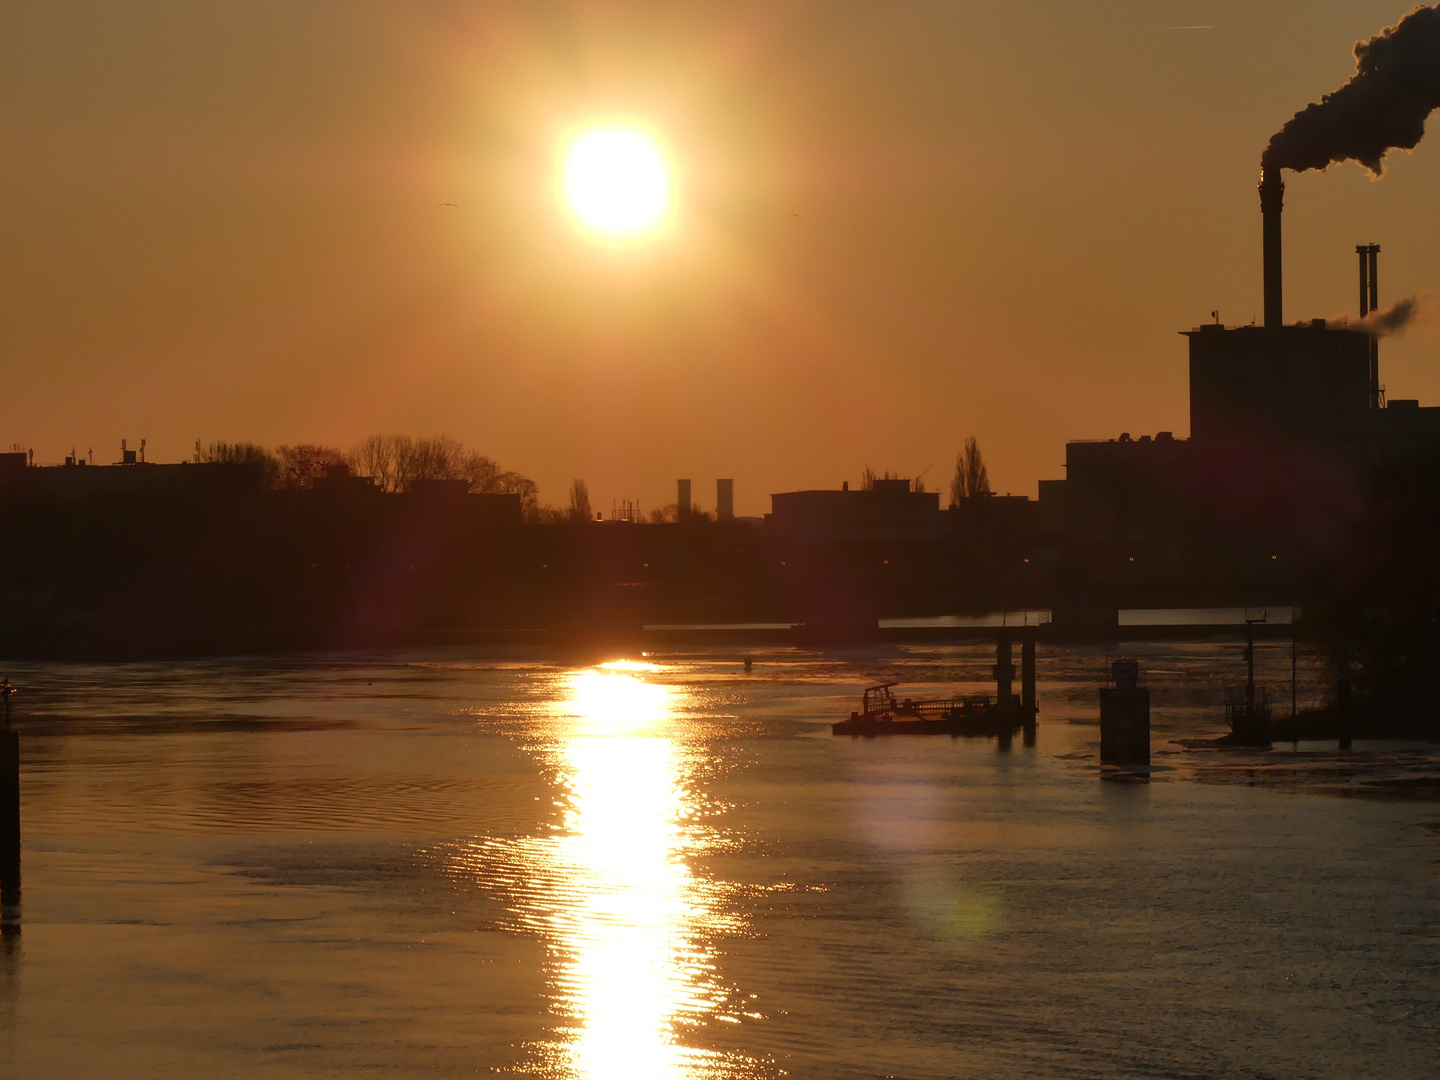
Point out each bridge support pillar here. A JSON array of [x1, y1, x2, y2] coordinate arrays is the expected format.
[[994, 631, 1016, 750]]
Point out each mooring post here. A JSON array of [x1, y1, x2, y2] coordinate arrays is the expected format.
[[994, 630, 1015, 749], [1100, 658, 1150, 772], [1244, 619, 1257, 717], [1296, 630, 1307, 722], [1337, 644, 1353, 752], [1020, 626, 1037, 746], [1, 679, 19, 927]]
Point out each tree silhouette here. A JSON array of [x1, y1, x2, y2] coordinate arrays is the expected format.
[[568, 479, 593, 523], [950, 437, 991, 505], [345, 435, 535, 503], [275, 444, 345, 490], [202, 441, 278, 488]]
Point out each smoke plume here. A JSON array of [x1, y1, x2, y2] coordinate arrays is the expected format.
[[1331, 292, 1434, 336], [1264, 5, 1440, 175]]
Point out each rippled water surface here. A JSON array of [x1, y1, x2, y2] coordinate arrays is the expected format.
[[1, 642, 1438, 1078]]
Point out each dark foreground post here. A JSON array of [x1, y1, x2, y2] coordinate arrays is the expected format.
[[1337, 645, 1353, 752], [994, 631, 1015, 749], [1, 680, 19, 926], [1020, 626, 1038, 746], [1100, 658, 1149, 772]]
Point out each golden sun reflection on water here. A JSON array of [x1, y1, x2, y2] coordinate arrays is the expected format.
[[500, 663, 752, 1080]]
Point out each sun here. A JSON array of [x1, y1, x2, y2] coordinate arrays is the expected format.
[[562, 127, 671, 237]]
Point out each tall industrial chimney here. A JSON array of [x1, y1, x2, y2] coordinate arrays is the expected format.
[[1260, 168, 1284, 329], [1357, 244, 1377, 316], [1358, 243, 1381, 408], [716, 479, 734, 521], [677, 478, 691, 517]]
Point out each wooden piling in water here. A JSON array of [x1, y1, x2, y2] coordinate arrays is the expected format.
[[0, 728, 18, 920], [1021, 627, 1037, 746], [1, 679, 17, 926], [1337, 645, 1353, 752]]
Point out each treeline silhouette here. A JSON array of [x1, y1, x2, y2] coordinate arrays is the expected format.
[[12, 418, 1440, 745], [858, 434, 992, 505], [202, 435, 543, 518], [0, 434, 1029, 658]]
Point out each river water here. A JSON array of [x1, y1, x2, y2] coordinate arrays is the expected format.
[[1, 641, 1437, 1078]]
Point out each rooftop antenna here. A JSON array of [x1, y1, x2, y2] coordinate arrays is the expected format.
[[1211, 310, 1220, 325], [140, 438, 146, 464]]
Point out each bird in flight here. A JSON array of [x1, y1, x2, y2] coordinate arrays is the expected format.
[[439, 202, 459, 208]]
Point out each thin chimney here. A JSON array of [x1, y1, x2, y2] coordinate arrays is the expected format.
[[1358, 245, 1372, 316], [716, 479, 734, 521], [1358, 243, 1381, 407], [1260, 169, 1284, 328]]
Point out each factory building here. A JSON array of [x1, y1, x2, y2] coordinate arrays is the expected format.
[[1187, 321, 1372, 443], [1040, 170, 1440, 557], [767, 478, 942, 542]]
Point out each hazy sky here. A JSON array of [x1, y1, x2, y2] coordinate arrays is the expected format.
[[4, 1, 1439, 514]]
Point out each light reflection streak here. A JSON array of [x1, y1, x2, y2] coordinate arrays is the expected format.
[[462, 662, 754, 1079]]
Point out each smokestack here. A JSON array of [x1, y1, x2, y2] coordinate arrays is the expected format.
[[1358, 245, 1373, 316], [716, 479, 734, 521], [1358, 243, 1381, 407], [1368, 245, 1379, 313], [1259, 7, 1440, 333], [1260, 168, 1284, 329], [677, 478, 691, 517]]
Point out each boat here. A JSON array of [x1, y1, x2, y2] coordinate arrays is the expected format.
[[1224, 691, 1273, 745], [1220, 615, 1274, 746], [832, 682, 1025, 737]]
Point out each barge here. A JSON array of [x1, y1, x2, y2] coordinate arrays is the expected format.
[[833, 683, 1029, 738]]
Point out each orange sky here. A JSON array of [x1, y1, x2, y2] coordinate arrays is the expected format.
[[3, 1, 1439, 515]]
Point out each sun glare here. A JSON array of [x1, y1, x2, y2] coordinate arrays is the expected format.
[[563, 127, 671, 236]]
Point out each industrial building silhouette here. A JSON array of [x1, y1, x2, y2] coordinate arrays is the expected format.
[[4, 170, 1440, 655]]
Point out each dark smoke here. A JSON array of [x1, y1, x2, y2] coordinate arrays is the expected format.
[[1264, 5, 1440, 175], [1331, 293, 1433, 335]]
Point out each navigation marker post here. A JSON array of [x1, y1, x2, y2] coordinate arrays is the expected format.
[[1, 679, 19, 933]]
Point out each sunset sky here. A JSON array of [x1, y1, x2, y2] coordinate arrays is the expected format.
[[4, 1, 1439, 515]]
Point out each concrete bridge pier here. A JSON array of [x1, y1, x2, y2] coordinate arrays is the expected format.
[[994, 631, 1015, 750]]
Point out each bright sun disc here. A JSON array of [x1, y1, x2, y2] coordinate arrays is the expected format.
[[563, 128, 670, 236]]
